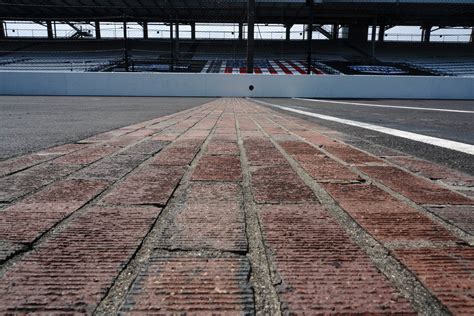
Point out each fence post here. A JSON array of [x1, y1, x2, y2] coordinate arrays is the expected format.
[[246, 0, 255, 74], [306, 0, 314, 75]]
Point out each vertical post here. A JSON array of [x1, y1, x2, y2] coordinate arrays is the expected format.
[[175, 21, 179, 61], [422, 26, 431, 42], [95, 21, 101, 39], [285, 24, 291, 41], [0, 21, 5, 39], [191, 22, 196, 40], [170, 22, 174, 72], [246, 0, 255, 74], [332, 24, 339, 40], [470, 27, 473, 43], [370, 21, 377, 59], [378, 24, 385, 42], [239, 22, 243, 40], [123, 18, 129, 72], [46, 21, 54, 39], [306, 0, 314, 75], [143, 22, 148, 39]]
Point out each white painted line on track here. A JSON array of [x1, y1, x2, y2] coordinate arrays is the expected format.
[[251, 99, 474, 155], [293, 98, 474, 114]]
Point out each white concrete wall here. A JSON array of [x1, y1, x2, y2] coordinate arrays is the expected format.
[[0, 72, 473, 99]]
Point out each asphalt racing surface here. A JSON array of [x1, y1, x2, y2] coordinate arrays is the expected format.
[[0, 96, 215, 160], [254, 98, 474, 175]]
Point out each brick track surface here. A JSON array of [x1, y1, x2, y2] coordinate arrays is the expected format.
[[0, 98, 473, 315]]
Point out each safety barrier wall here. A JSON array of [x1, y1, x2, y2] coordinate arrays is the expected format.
[[0, 72, 473, 99]]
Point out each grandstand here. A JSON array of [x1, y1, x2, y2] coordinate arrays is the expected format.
[[0, 1, 473, 77]]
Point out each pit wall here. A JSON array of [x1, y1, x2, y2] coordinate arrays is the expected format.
[[0, 72, 473, 99]]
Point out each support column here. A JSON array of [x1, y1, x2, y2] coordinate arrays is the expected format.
[[170, 23, 174, 72], [191, 22, 196, 40], [0, 21, 5, 39], [378, 25, 386, 42], [143, 22, 148, 39], [306, 0, 314, 75], [470, 27, 473, 43], [239, 23, 243, 40], [46, 21, 54, 39], [246, 0, 255, 74], [175, 22, 180, 61], [95, 21, 101, 39], [285, 24, 292, 41], [332, 24, 339, 40], [370, 22, 377, 59], [123, 19, 129, 72], [422, 26, 431, 42]]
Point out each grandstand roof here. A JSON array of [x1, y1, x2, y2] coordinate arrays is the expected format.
[[0, 1, 473, 26]]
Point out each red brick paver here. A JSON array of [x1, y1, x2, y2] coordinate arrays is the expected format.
[[0, 206, 160, 314], [260, 204, 414, 314], [120, 254, 254, 314]]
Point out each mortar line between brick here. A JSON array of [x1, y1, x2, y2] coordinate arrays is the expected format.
[[93, 101, 230, 315], [0, 101, 221, 277], [236, 100, 282, 316], [252, 102, 474, 246], [248, 109, 451, 315]]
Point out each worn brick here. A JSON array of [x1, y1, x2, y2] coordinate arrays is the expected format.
[[359, 166, 473, 205], [324, 144, 383, 165], [212, 133, 238, 142], [387, 156, 474, 187], [151, 131, 182, 141], [323, 183, 457, 243], [159, 202, 247, 252], [207, 141, 239, 155], [186, 182, 242, 203], [428, 206, 474, 235], [0, 153, 60, 177], [125, 128, 156, 138], [243, 138, 287, 166], [151, 145, 199, 166], [0, 164, 79, 202], [100, 166, 185, 206], [0, 206, 160, 314], [260, 204, 414, 314], [394, 247, 474, 314], [73, 154, 148, 180], [295, 154, 362, 182], [215, 127, 237, 135], [0, 179, 109, 243], [120, 254, 254, 314], [118, 139, 167, 156], [0, 241, 25, 263], [250, 165, 315, 203], [104, 136, 142, 147], [183, 129, 212, 138], [192, 155, 242, 181], [52, 145, 119, 165], [278, 141, 321, 155]]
